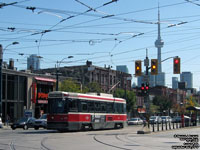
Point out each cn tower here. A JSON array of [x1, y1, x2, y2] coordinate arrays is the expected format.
[[155, 8, 164, 73], [154, 7, 165, 86]]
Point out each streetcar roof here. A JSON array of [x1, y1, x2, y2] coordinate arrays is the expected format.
[[48, 91, 126, 103]]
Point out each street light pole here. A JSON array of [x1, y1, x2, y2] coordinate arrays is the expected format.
[[0, 42, 19, 117], [56, 56, 73, 91], [56, 61, 59, 91]]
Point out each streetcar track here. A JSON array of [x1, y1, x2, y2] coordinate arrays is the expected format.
[[124, 134, 168, 150], [93, 135, 132, 150], [41, 137, 52, 150]]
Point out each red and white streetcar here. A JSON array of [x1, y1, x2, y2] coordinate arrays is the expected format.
[[47, 91, 127, 131]]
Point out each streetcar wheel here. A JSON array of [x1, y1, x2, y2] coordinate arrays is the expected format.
[[81, 124, 85, 131]]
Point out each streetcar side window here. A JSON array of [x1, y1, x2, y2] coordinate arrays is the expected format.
[[123, 104, 126, 113], [118, 103, 123, 114], [81, 101, 88, 112], [100, 102, 106, 113], [107, 103, 113, 113], [88, 101, 94, 112], [95, 102, 101, 112], [68, 99, 78, 112]]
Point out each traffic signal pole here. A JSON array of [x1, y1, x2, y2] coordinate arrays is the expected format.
[[137, 49, 151, 134], [144, 49, 150, 118]]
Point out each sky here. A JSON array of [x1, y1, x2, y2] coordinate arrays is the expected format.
[[1, 0, 200, 89]]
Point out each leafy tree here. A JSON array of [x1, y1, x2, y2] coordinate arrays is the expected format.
[[185, 96, 200, 107], [150, 104, 160, 114], [85, 82, 102, 93], [59, 79, 81, 92], [114, 89, 136, 113], [152, 96, 173, 114]]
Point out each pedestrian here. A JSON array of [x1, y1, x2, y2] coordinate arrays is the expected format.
[[6, 114, 10, 126]]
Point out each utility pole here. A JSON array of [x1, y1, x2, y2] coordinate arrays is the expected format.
[[56, 61, 59, 91], [0, 45, 2, 116], [137, 49, 151, 134]]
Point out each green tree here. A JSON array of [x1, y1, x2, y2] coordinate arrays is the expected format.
[[152, 96, 173, 114], [85, 82, 102, 93], [114, 89, 136, 113], [59, 79, 81, 92]]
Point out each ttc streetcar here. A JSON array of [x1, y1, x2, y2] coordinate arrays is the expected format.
[[47, 91, 127, 131]]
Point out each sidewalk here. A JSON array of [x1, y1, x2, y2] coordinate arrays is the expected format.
[[0, 124, 11, 130]]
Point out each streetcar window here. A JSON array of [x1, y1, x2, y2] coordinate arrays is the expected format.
[[107, 103, 113, 113], [81, 101, 88, 112], [68, 99, 78, 112], [95, 102, 101, 112], [100, 102, 106, 112], [48, 98, 66, 114], [117, 103, 123, 114], [123, 104, 126, 113], [57, 101, 65, 113], [88, 101, 94, 112]]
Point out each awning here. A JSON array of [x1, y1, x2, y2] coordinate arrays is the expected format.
[[35, 77, 56, 83], [186, 106, 200, 111]]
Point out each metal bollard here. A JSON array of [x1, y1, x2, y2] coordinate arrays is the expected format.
[[152, 121, 155, 132], [173, 122, 175, 129], [157, 122, 159, 131], [162, 120, 164, 131], [169, 121, 171, 130], [165, 121, 168, 130]]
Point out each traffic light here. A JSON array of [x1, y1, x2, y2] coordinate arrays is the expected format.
[[151, 59, 158, 75], [173, 57, 180, 74], [145, 83, 149, 95], [140, 83, 149, 96], [141, 83, 145, 96], [135, 60, 142, 76]]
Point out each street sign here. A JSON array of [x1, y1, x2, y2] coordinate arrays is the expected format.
[[142, 75, 149, 82]]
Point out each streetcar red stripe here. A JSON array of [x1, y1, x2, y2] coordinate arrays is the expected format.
[[48, 114, 127, 122]]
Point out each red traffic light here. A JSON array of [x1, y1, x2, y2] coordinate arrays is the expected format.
[[145, 86, 149, 90], [174, 59, 179, 64], [173, 57, 180, 74]]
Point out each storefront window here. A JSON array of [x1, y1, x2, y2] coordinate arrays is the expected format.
[[2, 74, 6, 100], [7, 75, 18, 100], [19, 76, 27, 104]]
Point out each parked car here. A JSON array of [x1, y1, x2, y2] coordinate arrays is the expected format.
[[0, 117, 2, 128], [34, 114, 47, 130], [161, 116, 172, 123], [10, 117, 36, 130], [149, 116, 162, 124], [128, 118, 143, 125], [172, 116, 181, 123]]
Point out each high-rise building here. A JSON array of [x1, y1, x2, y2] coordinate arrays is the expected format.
[[180, 72, 193, 88], [172, 77, 178, 89], [27, 54, 40, 70], [116, 65, 129, 73]]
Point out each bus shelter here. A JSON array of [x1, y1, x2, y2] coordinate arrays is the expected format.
[[186, 106, 200, 126]]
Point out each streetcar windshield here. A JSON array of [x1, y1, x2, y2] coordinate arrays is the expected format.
[[48, 98, 67, 114]]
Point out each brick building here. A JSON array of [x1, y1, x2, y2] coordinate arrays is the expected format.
[[34, 61, 132, 93]]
